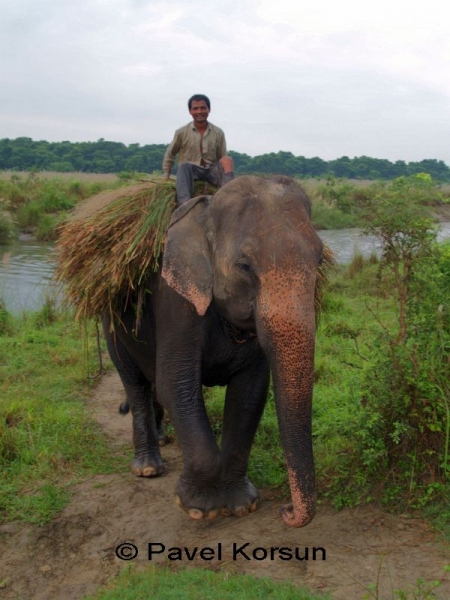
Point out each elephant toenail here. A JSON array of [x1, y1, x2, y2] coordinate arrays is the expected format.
[[250, 499, 260, 512], [234, 506, 249, 518], [142, 466, 157, 477], [222, 507, 232, 517], [175, 494, 182, 507], [188, 508, 204, 520], [206, 509, 219, 521]]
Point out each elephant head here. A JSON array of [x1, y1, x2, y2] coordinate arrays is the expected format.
[[161, 175, 323, 527]]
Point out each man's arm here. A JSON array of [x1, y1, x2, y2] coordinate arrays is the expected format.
[[162, 129, 183, 177], [217, 129, 227, 160]]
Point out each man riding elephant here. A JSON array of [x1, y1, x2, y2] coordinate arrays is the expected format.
[[162, 94, 235, 204]]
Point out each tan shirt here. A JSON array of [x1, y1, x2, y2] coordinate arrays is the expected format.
[[162, 121, 227, 175]]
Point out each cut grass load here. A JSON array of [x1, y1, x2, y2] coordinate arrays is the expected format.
[[55, 179, 217, 322]]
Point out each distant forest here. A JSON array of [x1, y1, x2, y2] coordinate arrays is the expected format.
[[1, 137, 450, 181]]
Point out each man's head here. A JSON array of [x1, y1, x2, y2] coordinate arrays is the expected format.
[[188, 95, 211, 127], [188, 94, 211, 110]]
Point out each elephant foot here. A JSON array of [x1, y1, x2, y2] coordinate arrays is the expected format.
[[174, 478, 222, 522], [131, 455, 165, 478], [221, 478, 260, 518]]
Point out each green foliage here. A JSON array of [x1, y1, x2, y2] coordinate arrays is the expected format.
[[310, 197, 358, 229], [0, 308, 119, 524], [35, 213, 66, 240], [309, 174, 447, 230], [0, 172, 122, 237], [0, 212, 17, 243], [86, 565, 331, 600], [0, 297, 14, 335], [365, 254, 449, 479], [315, 176, 368, 215], [315, 177, 450, 514]]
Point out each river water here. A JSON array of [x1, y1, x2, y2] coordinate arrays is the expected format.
[[0, 237, 56, 313], [1, 223, 450, 313]]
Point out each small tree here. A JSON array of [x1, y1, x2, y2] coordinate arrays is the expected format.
[[357, 175, 450, 504], [362, 174, 437, 344]]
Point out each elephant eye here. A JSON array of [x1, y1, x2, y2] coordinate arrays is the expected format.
[[236, 259, 253, 274]]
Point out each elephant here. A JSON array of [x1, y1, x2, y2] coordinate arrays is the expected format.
[[102, 174, 324, 528]]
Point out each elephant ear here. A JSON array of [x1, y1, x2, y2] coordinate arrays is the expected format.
[[161, 195, 213, 316]]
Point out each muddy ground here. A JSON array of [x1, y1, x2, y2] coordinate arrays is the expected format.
[[1, 370, 449, 600]]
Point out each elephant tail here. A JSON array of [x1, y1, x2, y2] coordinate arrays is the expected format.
[[315, 244, 335, 317], [119, 401, 130, 415]]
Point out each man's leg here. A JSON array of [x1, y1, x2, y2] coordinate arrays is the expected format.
[[176, 163, 208, 205], [208, 157, 235, 189]]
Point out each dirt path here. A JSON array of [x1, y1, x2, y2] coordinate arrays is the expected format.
[[1, 371, 449, 599]]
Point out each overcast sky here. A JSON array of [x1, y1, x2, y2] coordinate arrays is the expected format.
[[1, 0, 450, 165]]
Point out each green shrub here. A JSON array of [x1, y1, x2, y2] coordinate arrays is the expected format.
[[16, 201, 41, 228], [0, 212, 17, 243], [35, 213, 65, 240], [345, 177, 449, 507], [1, 173, 123, 235]]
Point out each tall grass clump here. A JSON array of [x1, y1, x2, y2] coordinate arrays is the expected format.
[[0, 297, 14, 335], [308, 173, 447, 231], [310, 176, 368, 229], [0, 172, 124, 239]]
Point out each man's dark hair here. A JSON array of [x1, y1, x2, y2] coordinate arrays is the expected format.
[[188, 94, 211, 110]]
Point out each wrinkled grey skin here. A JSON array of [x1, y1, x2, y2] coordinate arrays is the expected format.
[[103, 175, 323, 527]]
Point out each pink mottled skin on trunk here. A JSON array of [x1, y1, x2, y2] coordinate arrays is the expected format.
[[282, 467, 315, 527], [258, 267, 317, 527]]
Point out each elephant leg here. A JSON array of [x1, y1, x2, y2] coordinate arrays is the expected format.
[[163, 382, 222, 520], [103, 327, 164, 477], [118, 385, 167, 446], [155, 295, 223, 520], [220, 357, 270, 517], [126, 380, 165, 477], [152, 394, 168, 446]]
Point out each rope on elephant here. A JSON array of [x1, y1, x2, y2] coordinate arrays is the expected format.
[[54, 179, 216, 322]]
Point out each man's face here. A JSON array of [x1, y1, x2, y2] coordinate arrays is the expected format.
[[189, 100, 210, 124]]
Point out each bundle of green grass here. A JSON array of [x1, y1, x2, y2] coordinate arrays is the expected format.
[[55, 179, 216, 321]]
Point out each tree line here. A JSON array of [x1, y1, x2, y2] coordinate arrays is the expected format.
[[1, 137, 450, 181]]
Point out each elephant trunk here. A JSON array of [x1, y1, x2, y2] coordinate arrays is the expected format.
[[257, 268, 317, 527]]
